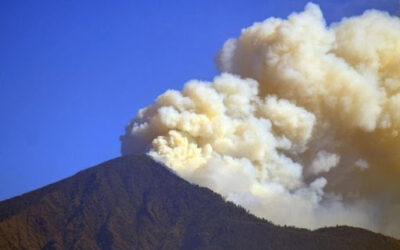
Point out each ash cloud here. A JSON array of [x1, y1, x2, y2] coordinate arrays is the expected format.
[[121, 3, 400, 237]]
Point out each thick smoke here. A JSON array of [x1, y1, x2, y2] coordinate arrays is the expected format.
[[121, 3, 400, 237]]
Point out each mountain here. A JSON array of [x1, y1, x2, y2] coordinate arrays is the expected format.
[[0, 155, 399, 250]]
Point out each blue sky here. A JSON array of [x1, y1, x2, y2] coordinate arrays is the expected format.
[[0, 0, 398, 201]]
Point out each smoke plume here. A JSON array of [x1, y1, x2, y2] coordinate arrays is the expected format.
[[121, 3, 400, 237]]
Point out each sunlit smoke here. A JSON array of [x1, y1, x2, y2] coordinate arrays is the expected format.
[[121, 3, 400, 237]]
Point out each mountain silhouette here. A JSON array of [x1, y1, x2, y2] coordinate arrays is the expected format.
[[0, 155, 399, 249]]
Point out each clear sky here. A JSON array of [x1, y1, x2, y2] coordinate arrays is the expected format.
[[0, 0, 398, 201]]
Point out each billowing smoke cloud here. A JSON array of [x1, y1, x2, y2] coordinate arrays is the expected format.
[[121, 3, 400, 237]]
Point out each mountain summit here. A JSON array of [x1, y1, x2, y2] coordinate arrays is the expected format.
[[0, 155, 399, 249]]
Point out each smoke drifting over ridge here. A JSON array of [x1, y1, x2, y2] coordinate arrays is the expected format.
[[121, 3, 400, 237]]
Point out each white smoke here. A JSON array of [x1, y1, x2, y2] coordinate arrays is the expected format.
[[121, 3, 400, 238]]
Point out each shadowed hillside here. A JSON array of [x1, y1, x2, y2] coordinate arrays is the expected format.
[[0, 155, 399, 249]]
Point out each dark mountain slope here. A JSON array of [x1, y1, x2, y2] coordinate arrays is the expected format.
[[0, 155, 399, 250]]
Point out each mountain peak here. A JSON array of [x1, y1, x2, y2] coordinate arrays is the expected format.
[[1, 155, 399, 249]]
